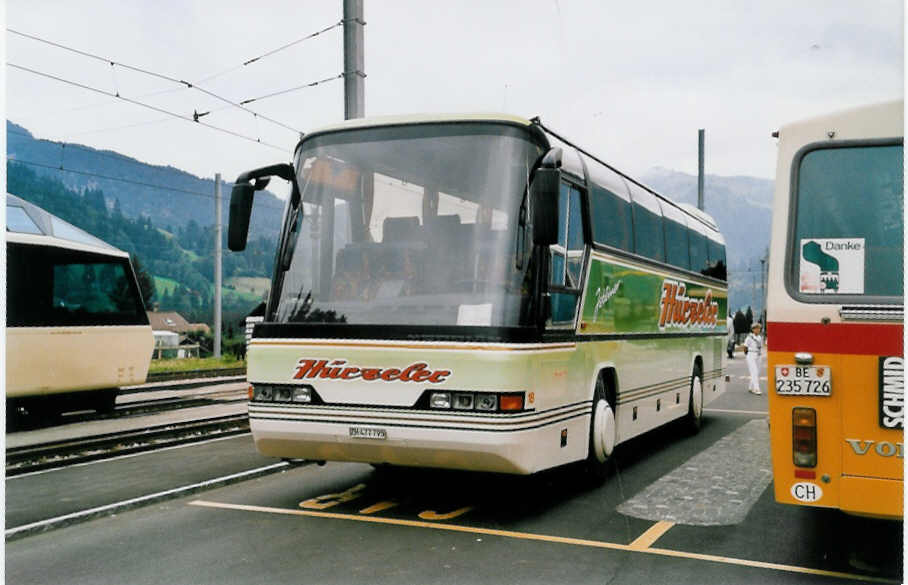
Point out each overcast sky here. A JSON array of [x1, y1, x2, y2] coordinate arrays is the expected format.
[[4, 1, 904, 200]]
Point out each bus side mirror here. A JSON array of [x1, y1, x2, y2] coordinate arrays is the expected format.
[[228, 163, 298, 252], [531, 168, 561, 247], [228, 182, 256, 251]]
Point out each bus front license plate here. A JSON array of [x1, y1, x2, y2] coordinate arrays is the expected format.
[[349, 427, 387, 440], [775, 366, 831, 396]]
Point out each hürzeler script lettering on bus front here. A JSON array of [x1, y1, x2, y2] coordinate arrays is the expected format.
[[293, 359, 452, 384]]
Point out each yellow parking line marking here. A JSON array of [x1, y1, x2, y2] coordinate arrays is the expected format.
[[189, 499, 897, 583], [359, 501, 399, 515], [629, 520, 674, 550], [418, 506, 473, 521]]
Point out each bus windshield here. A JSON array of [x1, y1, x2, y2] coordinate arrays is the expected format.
[[274, 122, 544, 327], [792, 143, 903, 299]]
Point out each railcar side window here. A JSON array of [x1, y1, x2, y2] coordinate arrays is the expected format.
[[7, 243, 148, 326]]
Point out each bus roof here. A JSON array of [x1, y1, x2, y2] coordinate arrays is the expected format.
[[302, 113, 533, 139], [299, 113, 722, 236], [6, 193, 129, 258], [776, 100, 903, 145]]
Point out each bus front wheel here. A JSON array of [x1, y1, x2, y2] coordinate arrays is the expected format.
[[586, 376, 616, 480], [685, 367, 704, 433]]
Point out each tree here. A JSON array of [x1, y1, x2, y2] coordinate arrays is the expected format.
[[745, 307, 754, 332], [733, 310, 747, 343], [131, 256, 156, 310]]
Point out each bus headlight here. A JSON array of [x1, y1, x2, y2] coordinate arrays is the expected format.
[[430, 392, 452, 409], [292, 386, 313, 403], [475, 393, 497, 411], [453, 393, 474, 410], [253, 385, 274, 401], [274, 386, 293, 402]]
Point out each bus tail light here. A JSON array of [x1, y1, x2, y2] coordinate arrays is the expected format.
[[792, 407, 817, 467]]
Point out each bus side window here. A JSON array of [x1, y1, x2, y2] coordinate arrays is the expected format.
[[628, 184, 665, 262], [590, 184, 633, 252], [705, 238, 727, 281], [688, 228, 709, 274]]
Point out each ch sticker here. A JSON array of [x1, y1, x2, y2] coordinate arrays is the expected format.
[[790, 481, 823, 503]]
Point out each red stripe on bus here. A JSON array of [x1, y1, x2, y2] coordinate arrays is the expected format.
[[767, 322, 904, 355]]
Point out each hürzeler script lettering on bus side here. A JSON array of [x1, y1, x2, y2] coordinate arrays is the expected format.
[[658, 280, 719, 329], [293, 359, 452, 384], [879, 356, 904, 429]]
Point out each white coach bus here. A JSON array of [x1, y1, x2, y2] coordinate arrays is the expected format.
[[228, 114, 727, 476]]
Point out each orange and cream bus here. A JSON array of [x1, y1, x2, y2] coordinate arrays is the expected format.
[[766, 101, 903, 518], [228, 114, 728, 477]]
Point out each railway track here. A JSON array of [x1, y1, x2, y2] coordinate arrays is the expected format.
[[6, 414, 251, 477], [7, 382, 249, 432]]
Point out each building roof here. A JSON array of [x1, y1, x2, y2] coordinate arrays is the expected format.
[[146, 311, 210, 334]]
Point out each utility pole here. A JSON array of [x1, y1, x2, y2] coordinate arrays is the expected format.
[[343, 0, 365, 120], [752, 265, 757, 310], [760, 256, 767, 325], [697, 129, 705, 211], [214, 173, 222, 358]]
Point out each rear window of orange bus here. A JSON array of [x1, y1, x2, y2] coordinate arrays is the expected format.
[[792, 143, 903, 299]]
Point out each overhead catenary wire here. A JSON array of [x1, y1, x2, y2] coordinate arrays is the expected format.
[[7, 63, 290, 152], [13, 19, 352, 119], [7, 157, 286, 213], [242, 19, 347, 66], [6, 28, 303, 137], [239, 73, 344, 105]]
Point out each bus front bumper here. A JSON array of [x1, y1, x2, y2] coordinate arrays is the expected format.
[[247, 403, 591, 475]]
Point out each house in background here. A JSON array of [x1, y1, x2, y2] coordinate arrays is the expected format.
[[147, 311, 210, 359]]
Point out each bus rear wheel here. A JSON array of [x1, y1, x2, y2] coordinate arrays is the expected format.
[[585, 376, 616, 480], [685, 366, 704, 433]]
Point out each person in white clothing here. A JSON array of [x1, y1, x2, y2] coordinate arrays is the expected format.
[[745, 322, 763, 394]]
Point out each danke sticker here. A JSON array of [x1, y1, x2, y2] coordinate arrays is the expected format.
[[799, 238, 865, 294]]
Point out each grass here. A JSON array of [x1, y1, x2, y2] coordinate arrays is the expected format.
[[153, 275, 180, 295], [227, 276, 271, 295], [148, 355, 246, 374]]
